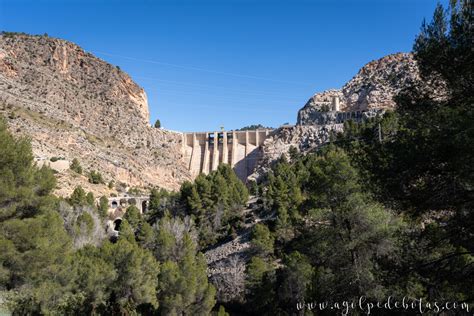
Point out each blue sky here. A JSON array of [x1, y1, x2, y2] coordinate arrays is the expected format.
[[1, 0, 444, 132]]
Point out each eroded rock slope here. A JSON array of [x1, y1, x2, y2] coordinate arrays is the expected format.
[[0, 33, 190, 195], [297, 53, 419, 125]]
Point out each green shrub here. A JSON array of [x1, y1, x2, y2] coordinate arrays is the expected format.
[[68, 186, 87, 206], [88, 170, 104, 184], [70, 158, 82, 174], [98, 196, 109, 218], [128, 187, 142, 196], [154, 119, 161, 128], [251, 223, 274, 256], [75, 212, 94, 234], [86, 192, 95, 206]]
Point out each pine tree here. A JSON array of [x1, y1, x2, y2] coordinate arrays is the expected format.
[[301, 148, 399, 301], [88, 170, 104, 184], [278, 251, 313, 306], [0, 118, 56, 220], [98, 196, 109, 218], [155, 218, 216, 315], [68, 245, 116, 314], [217, 305, 230, 316], [68, 186, 87, 206], [154, 119, 161, 128], [251, 223, 274, 256], [148, 188, 161, 212], [123, 205, 142, 231], [70, 158, 82, 174], [86, 192, 95, 206], [188, 185, 203, 215], [102, 239, 160, 312]]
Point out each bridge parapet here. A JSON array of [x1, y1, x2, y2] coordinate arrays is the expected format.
[[107, 195, 150, 219]]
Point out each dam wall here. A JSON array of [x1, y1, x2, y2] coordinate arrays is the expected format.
[[182, 129, 272, 181]]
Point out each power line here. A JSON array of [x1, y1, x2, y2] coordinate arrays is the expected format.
[[156, 102, 292, 114], [146, 86, 301, 105], [94, 50, 315, 86], [135, 75, 307, 99]]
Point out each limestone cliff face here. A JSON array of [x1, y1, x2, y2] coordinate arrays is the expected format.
[[297, 53, 419, 125], [250, 124, 344, 180], [0, 33, 190, 195], [253, 53, 421, 180]]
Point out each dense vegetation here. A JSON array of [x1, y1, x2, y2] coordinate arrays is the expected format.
[[236, 2, 473, 314], [0, 118, 248, 315], [0, 1, 472, 315], [180, 165, 249, 248], [0, 117, 221, 314]]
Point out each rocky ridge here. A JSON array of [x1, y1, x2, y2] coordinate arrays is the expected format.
[[0, 33, 190, 196], [250, 124, 344, 180], [253, 53, 421, 179], [297, 52, 419, 125]]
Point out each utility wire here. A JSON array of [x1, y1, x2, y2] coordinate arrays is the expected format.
[[94, 50, 315, 86], [135, 75, 308, 99]]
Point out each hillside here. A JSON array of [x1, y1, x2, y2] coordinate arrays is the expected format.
[[0, 33, 190, 196], [252, 53, 423, 179], [297, 52, 420, 125]]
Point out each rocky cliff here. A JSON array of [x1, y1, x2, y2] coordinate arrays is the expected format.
[[0, 33, 190, 196], [297, 53, 419, 125], [253, 53, 421, 179], [249, 124, 344, 180]]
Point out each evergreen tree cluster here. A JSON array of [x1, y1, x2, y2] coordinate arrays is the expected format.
[[0, 118, 217, 315], [242, 147, 403, 314], [0, 1, 471, 315], [237, 2, 473, 314], [180, 164, 249, 247]]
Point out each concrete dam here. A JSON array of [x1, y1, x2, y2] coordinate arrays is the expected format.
[[182, 129, 273, 181]]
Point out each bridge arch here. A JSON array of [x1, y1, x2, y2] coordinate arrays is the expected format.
[[113, 218, 122, 231]]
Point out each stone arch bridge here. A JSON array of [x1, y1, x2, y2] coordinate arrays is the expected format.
[[105, 195, 150, 233]]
